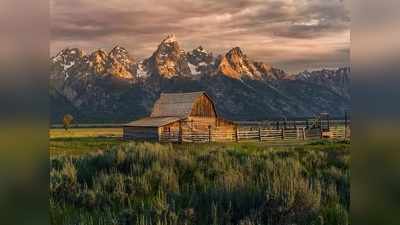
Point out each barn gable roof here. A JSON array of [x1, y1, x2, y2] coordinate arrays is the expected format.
[[124, 117, 181, 127], [150, 91, 216, 118]]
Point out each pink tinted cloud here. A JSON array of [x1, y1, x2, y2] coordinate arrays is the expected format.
[[50, 0, 350, 73]]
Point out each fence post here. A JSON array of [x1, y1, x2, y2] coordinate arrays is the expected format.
[[320, 127, 323, 139], [302, 127, 306, 140], [344, 112, 348, 140], [178, 121, 183, 143], [208, 125, 212, 143], [235, 126, 239, 142], [281, 128, 285, 140], [327, 114, 331, 131], [258, 126, 262, 142]]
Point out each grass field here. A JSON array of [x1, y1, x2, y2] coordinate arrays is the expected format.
[[50, 128, 124, 156], [50, 128, 123, 138], [49, 127, 313, 156], [50, 128, 350, 225]]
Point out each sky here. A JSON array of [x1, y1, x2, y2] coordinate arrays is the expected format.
[[50, 0, 350, 74]]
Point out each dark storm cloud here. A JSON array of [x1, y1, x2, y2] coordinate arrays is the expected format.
[[51, 0, 350, 73]]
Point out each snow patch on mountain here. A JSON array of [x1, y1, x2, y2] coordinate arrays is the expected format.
[[188, 63, 201, 75], [136, 62, 149, 78]]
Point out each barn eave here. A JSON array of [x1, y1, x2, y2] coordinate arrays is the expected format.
[[124, 117, 182, 128]]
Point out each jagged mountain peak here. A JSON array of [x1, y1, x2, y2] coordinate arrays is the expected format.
[[253, 61, 272, 72], [162, 33, 177, 44], [218, 46, 261, 79], [227, 47, 245, 57], [90, 49, 108, 56], [107, 46, 136, 80], [108, 45, 135, 66], [295, 67, 350, 79], [83, 50, 108, 75], [186, 46, 216, 77], [193, 46, 208, 54], [109, 45, 129, 55], [50, 40, 350, 123], [145, 34, 191, 78], [157, 34, 181, 52], [50, 48, 85, 80], [88, 49, 108, 63], [50, 38, 349, 84], [188, 46, 213, 64], [152, 34, 183, 60], [51, 48, 84, 63], [61, 47, 84, 56], [293, 67, 350, 97], [216, 47, 290, 81]]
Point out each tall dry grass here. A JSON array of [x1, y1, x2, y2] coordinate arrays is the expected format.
[[50, 141, 350, 225]]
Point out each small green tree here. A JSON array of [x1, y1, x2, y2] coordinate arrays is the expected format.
[[63, 114, 74, 131]]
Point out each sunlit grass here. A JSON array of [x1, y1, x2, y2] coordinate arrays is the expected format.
[[50, 128, 123, 138], [50, 139, 350, 225], [49, 127, 350, 224]]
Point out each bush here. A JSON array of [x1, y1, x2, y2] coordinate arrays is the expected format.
[[50, 141, 350, 225], [321, 204, 349, 225]]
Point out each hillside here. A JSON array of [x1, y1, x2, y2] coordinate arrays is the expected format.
[[50, 34, 350, 123]]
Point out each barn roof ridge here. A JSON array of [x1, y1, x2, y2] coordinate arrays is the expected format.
[[150, 91, 216, 118], [125, 91, 220, 127], [124, 116, 181, 127], [160, 91, 206, 95]]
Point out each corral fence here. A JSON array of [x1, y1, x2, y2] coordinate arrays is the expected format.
[[160, 122, 350, 143], [51, 115, 351, 144]]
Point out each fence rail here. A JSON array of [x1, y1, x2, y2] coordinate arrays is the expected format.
[[160, 126, 350, 143]]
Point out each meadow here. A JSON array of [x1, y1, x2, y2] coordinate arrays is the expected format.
[[50, 128, 350, 225]]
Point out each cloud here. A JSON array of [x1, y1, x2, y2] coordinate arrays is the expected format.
[[50, 0, 350, 73]]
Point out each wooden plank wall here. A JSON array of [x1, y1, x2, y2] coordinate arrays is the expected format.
[[123, 127, 159, 140], [190, 95, 217, 117]]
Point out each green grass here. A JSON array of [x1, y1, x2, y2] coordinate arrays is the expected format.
[[50, 128, 123, 138], [50, 128, 124, 156], [50, 131, 350, 225], [50, 137, 125, 156]]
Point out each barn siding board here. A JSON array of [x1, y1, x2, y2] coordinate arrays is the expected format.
[[123, 127, 159, 140], [190, 95, 217, 117], [124, 91, 236, 142]]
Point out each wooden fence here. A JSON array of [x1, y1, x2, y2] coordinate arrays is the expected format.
[[160, 126, 350, 143], [329, 125, 351, 140]]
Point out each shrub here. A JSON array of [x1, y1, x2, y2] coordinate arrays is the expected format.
[[50, 141, 350, 225]]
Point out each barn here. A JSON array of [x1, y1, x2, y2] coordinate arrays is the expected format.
[[123, 91, 235, 142]]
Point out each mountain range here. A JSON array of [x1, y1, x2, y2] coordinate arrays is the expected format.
[[50, 34, 350, 123]]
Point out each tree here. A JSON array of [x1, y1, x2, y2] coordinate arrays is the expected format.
[[63, 114, 74, 131]]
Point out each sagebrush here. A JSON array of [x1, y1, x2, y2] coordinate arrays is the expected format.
[[50, 141, 350, 225]]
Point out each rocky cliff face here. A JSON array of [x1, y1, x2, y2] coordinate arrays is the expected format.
[[107, 46, 136, 79], [294, 67, 350, 98], [143, 34, 191, 78], [218, 47, 256, 79], [186, 46, 217, 77], [50, 34, 350, 123], [216, 47, 290, 81]]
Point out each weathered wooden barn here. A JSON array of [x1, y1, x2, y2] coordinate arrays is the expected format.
[[123, 92, 236, 142]]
